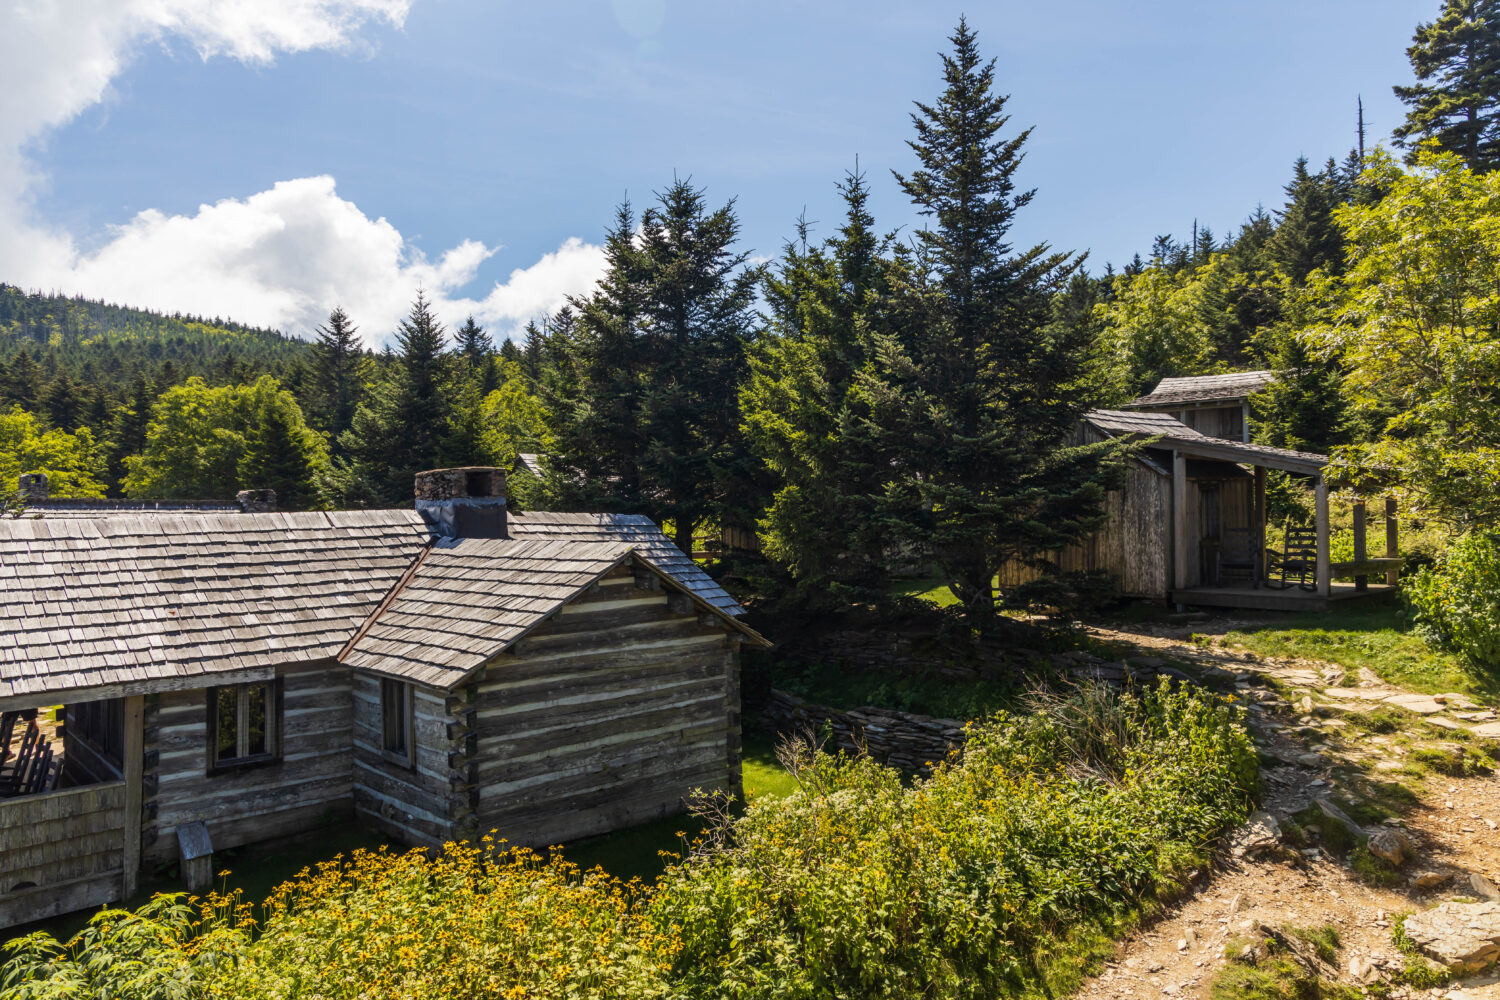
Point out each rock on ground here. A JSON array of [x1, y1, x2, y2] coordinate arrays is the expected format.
[[1403, 901, 1500, 972]]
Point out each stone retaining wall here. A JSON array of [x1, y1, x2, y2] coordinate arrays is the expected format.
[[759, 689, 968, 775]]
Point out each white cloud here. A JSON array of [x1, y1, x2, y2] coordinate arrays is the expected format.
[[0, 0, 606, 347]]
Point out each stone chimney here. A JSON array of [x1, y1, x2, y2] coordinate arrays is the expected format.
[[236, 489, 277, 513], [414, 467, 507, 539], [18, 473, 48, 503]]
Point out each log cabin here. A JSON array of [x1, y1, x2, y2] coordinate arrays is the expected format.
[[998, 409, 1402, 611], [0, 467, 764, 930]]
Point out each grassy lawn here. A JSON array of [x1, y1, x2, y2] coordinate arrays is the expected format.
[[1218, 603, 1496, 701]]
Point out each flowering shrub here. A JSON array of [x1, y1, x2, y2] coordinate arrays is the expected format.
[[1407, 531, 1500, 673], [1, 683, 1256, 1000]]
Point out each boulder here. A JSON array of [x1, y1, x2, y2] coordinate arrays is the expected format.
[[1367, 828, 1415, 867], [1470, 873, 1500, 902], [1401, 900, 1500, 971], [1233, 810, 1283, 857], [1412, 871, 1451, 890]]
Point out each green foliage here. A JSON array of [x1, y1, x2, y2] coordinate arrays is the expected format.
[[854, 21, 1133, 630], [0, 407, 107, 499], [1309, 149, 1500, 528], [1407, 530, 1500, 673], [542, 180, 761, 547], [1393, 0, 1500, 173], [1, 684, 1254, 1000], [1097, 258, 1227, 397], [476, 359, 551, 471], [650, 680, 1256, 998], [309, 307, 365, 454], [122, 376, 328, 507], [1350, 844, 1403, 887]]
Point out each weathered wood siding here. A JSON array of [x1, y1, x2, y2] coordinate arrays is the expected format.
[[465, 566, 740, 848], [0, 781, 125, 928], [351, 677, 460, 847], [999, 460, 1173, 600], [142, 659, 354, 865], [1182, 471, 1254, 588]]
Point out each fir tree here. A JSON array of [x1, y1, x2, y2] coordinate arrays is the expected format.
[[42, 372, 86, 430], [861, 19, 1132, 629], [1394, 0, 1500, 172], [454, 315, 494, 364], [310, 306, 363, 452], [1270, 157, 1347, 283], [7, 349, 42, 410], [107, 375, 154, 495]]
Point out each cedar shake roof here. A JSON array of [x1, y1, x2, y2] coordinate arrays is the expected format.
[[340, 538, 765, 689], [1085, 409, 1328, 476], [507, 511, 745, 618], [0, 507, 751, 706], [1123, 370, 1275, 408], [0, 511, 428, 705]]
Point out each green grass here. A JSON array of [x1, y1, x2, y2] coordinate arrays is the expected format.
[[1219, 604, 1493, 701]]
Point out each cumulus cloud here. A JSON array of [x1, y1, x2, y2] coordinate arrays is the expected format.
[[0, 0, 605, 345]]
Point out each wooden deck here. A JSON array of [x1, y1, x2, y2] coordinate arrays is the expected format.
[[1170, 582, 1397, 612]]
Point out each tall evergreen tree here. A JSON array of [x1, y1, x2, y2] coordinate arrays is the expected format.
[[1269, 157, 1347, 283], [310, 307, 363, 452], [106, 375, 154, 495], [1394, 0, 1500, 172], [454, 315, 494, 364], [6, 349, 42, 410], [860, 19, 1131, 628], [545, 184, 761, 546], [743, 169, 907, 603]]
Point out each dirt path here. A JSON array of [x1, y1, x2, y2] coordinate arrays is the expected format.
[[1066, 617, 1500, 999]]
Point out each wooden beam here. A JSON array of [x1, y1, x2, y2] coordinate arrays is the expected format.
[[1352, 499, 1368, 591], [1254, 465, 1267, 583], [1315, 475, 1331, 599], [1385, 497, 1399, 586], [1241, 400, 1251, 443], [1172, 450, 1190, 593], [121, 694, 144, 900]]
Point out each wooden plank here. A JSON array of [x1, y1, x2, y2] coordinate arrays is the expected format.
[[122, 694, 144, 898], [0, 781, 125, 829], [0, 872, 122, 931], [1315, 474, 1331, 599], [1352, 499, 1368, 590], [1172, 450, 1189, 593], [1385, 497, 1399, 586], [1254, 465, 1267, 583]]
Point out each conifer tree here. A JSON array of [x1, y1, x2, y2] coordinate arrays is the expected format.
[[107, 375, 154, 495], [310, 307, 363, 451], [1394, 0, 1500, 172], [860, 19, 1131, 628], [1270, 158, 1347, 283], [454, 315, 494, 364], [742, 169, 906, 603], [7, 349, 42, 410]]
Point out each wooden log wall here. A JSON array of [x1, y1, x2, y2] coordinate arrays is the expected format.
[[0, 781, 125, 929], [142, 660, 354, 865], [465, 566, 740, 848], [351, 676, 464, 847]]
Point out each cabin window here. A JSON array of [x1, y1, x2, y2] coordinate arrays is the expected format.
[[380, 679, 413, 766], [209, 681, 278, 771]]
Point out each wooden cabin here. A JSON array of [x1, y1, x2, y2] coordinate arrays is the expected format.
[[1000, 410, 1400, 611], [0, 467, 764, 929], [1121, 370, 1276, 443]]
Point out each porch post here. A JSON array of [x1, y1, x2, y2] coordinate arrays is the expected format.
[[121, 695, 144, 899], [1254, 465, 1267, 582], [1172, 450, 1189, 593], [1315, 474, 1331, 599], [1353, 499, 1368, 591], [1385, 497, 1399, 586], [1241, 400, 1251, 443]]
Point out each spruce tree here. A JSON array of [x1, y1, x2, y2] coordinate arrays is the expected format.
[[1270, 158, 1347, 283], [454, 315, 494, 364], [107, 375, 154, 495], [311, 306, 363, 451], [861, 19, 1131, 629], [743, 169, 904, 603], [1394, 0, 1500, 172], [7, 349, 42, 410]]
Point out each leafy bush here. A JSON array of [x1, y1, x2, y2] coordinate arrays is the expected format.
[[1406, 531, 1500, 673], [650, 680, 1257, 999], [1, 682, 1257, 1000]]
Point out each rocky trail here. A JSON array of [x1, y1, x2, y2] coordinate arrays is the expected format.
[[1064, 613, 1500, 1000]]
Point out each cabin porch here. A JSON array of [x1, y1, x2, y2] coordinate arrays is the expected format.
[[1161, 435, 1400, 613]]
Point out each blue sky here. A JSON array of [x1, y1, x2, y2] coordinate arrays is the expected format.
[[2, 0, 1430, 344]]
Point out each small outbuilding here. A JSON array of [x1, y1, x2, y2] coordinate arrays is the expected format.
[[1000, 410, 1400, 611], [1121, 370, 1276, 442]]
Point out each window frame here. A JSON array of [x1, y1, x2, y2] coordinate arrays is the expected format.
[[207, 680, 281, 774], [379, 678, 415, 769]]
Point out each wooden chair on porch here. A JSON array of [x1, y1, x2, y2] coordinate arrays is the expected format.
[[1267, 525, 1319, 592], [1214, 528, 1262, 588]]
